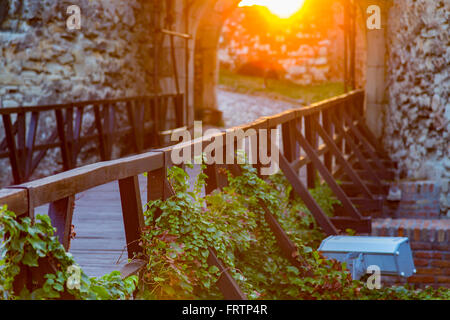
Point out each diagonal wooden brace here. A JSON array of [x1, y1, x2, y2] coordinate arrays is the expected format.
[[277, 150, 338, 235], [331, 113, 383, 189], [227, 163, 313, 274], [311, 117, 373, 199], [342, 113, 386, 172], [292, 124, 364, 220]]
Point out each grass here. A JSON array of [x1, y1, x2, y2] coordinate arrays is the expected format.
[[219, 69, 345, 105]]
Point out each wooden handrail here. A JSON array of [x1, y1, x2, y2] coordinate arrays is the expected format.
[[0, 90, 364, 215], [0, 93, 182, 115]]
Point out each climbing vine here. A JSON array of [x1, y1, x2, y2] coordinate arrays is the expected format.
[[0, 206, 137, 300], [0, 163, 448, 300], [135, 163, 449, 300]]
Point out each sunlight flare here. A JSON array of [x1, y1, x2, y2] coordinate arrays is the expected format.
[[239, 0, 306, 19]]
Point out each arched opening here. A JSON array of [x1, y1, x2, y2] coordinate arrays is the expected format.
[[193, 0, 240, 123], [193, 0, 370, 126]]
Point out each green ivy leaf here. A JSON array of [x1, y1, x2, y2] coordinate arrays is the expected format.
[[22, 250, 39, 267]]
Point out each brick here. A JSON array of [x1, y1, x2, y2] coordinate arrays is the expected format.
[[413, 258, 429, 267], [437, 229, 446, 242], [416, 268, 442, 275], [411, 242, 432, 250], [423, 221, 435, 242], [407, 275, 435, 284], [436, 276, 450, 283], [431, 260, 450, 268], [404, 220, 414, 238], [431, 252, 443, 259], [413, 227, 421, 241], [431, 243, 450, 251], [414, 251, 432, 259], [416, 212, 427, 218]]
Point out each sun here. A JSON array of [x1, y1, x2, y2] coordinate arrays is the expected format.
[[239, 0, 306, 19]]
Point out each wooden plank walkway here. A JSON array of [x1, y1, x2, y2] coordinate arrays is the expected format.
[[35, 175, 149, 278]]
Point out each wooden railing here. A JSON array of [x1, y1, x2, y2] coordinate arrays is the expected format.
[[0, 93, 186, 185], [0, 90, 396, 299]]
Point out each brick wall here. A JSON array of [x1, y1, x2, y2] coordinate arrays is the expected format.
[[394, 181, 441, 219], [372, 218, 450, 288]]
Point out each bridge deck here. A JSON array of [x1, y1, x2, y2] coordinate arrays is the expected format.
[[35, 175, 148, 278]]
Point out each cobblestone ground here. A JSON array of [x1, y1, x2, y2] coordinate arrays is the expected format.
[[217, 89, 301, 128]]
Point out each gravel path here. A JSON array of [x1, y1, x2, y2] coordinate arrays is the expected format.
[[217, 89, 301, 128]]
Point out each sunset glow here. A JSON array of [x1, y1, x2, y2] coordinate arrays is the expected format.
[[239, 0, 307, 19]]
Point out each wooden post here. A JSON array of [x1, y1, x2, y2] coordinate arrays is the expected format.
[[2, 114, 22, 184], [205, 163, 228, 195], [48, 196, 75, 250], [24, 111, 39, 179], [343, 0, 349, 92], [147, 167, 166, 202], [322, 110, 333, 172], [334, 108, 344, 155], [304, 115, 317, 188], [175, 93, 184, 128], [342, 106, 352, 156], [93, 104, 107, 161], [137, 99, 145, 150], [350, 0, 356, 90], [17, 112, 26, 173], [282, 120, 298, 163], [119, 176, 145, 259], [55, 109, 72, 170], [66, 107, 74, 166], [204, 164, 219, 195], [72, 106, 84, 166], [127, 100, 141, 153], [104, 104, 115, 160]]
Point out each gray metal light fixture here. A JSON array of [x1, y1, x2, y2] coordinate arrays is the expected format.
[[318, 236, 416, 280]]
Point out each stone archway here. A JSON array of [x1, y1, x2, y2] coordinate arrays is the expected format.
[[192, 0, 380, 127], [193, 0, 240, 121]]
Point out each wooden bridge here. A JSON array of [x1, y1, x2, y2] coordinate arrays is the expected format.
[[0, 90, 397, 298]]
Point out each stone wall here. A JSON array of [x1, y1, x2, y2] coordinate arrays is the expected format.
[[0, 0, 157, 106], [0, 0, 160, 185], [383, 0, 450, 215]]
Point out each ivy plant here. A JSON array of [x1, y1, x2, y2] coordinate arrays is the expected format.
[[1, 162, 448, 300], [0, 206, 137, 300], [134, 162, 449, 300]]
